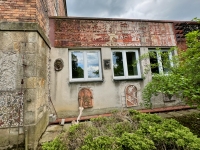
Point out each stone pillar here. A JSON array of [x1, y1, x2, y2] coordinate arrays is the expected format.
[[0, 23, 50, 150]]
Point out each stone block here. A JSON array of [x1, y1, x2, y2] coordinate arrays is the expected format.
[[26, 32, 38, 43], [25, 77, 37, 89], [13, 42, 20, 52], [0, 128, 9, 147], [27, 111, 49, 149], [37, 54, 47, 78], [24, 54, 37, 77], [25, 89, 37, 103], [10, 32, 26, 43], [37, 88, 46, 100], [25, 42, 37, 54], [37, 78, 46, 88], [0, 51, 18, 91], [24, 111, 36, 125], [37, 65, 47, 79], [10, 127, 24, 135], [9, 134, 24, 147], [26, 99, 36, 112], [0, 32, 13, 50]]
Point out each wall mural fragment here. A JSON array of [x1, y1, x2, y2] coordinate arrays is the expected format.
[[125, 85, 138, 107], [54, 19, 176, 47], [0, 52, 18, 91], [0, 92, 23, 128], [78, 88, 93, 108]]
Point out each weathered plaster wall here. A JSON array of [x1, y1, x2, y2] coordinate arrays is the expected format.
[[50, 47, 183, 118], [0, 29, 49, 149], [49, 19, 181, 118], [50, 18, 176, 47], [50, 47, 150, 118]]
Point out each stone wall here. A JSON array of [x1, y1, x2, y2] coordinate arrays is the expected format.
[[0, 22, 50, 149]]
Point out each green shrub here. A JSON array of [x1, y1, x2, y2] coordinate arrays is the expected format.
[[42, 137, 65, 150], [42, 110, 200, 150]]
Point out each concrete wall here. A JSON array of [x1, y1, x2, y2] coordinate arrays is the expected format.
[[0, 22, 50, 149]]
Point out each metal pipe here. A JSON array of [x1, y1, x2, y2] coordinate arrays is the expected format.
[[49, 105, 193, 125]]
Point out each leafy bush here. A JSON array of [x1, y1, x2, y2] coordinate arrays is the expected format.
[[42, 110, 200, 150], [142, 29, 200, 108], [42, 137, 65, 150]]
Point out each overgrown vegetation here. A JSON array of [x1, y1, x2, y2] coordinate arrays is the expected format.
[[142, 28, 200, 108], [42, 110, 200, 150]]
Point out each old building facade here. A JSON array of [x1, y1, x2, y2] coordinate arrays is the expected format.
[[0, 0, 200, 149]]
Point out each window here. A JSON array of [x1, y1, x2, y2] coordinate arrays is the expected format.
[[69, 50, 102, 82], [149, 49, 173, 74], [111, 50, 141, 79]]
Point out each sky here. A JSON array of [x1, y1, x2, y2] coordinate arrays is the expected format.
[[67, 0, 200, 21]]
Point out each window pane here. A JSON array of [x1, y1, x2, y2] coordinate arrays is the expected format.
[[126, 52, 138, 76], [161, 51, 170, 74], [149, 51, 159, 74], [87, 52, 100, 78], [71, 52, 84, 78], [112, 52, 124, 76]]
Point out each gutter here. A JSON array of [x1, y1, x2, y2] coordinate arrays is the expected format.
[[49, 105, 194, 125]]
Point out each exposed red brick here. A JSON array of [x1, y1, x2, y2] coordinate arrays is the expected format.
[[0, 0, 66, 36]]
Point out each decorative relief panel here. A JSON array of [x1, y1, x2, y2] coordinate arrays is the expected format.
[[0, 92, 23, 128], [78, 88, 93, 108], [54, 58, 64, 71], [54, 19, 176, 47], [125, 85, 138, 107], [0, 52, 18, 91]]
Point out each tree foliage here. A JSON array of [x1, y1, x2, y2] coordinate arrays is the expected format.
[[142, 26, 200, 107]]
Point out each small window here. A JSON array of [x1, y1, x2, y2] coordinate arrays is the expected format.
[[149, 49, 173, 74], [111, 50, 141, 79], [69, 50, 102, 82]]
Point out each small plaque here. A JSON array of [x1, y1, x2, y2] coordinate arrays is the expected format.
[[104, 59, 111, 69]]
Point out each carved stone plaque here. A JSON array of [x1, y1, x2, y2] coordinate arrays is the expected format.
[[78, 88, 93, 108], [125, 85, 138, 107], [54, 58, 64, 71]]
